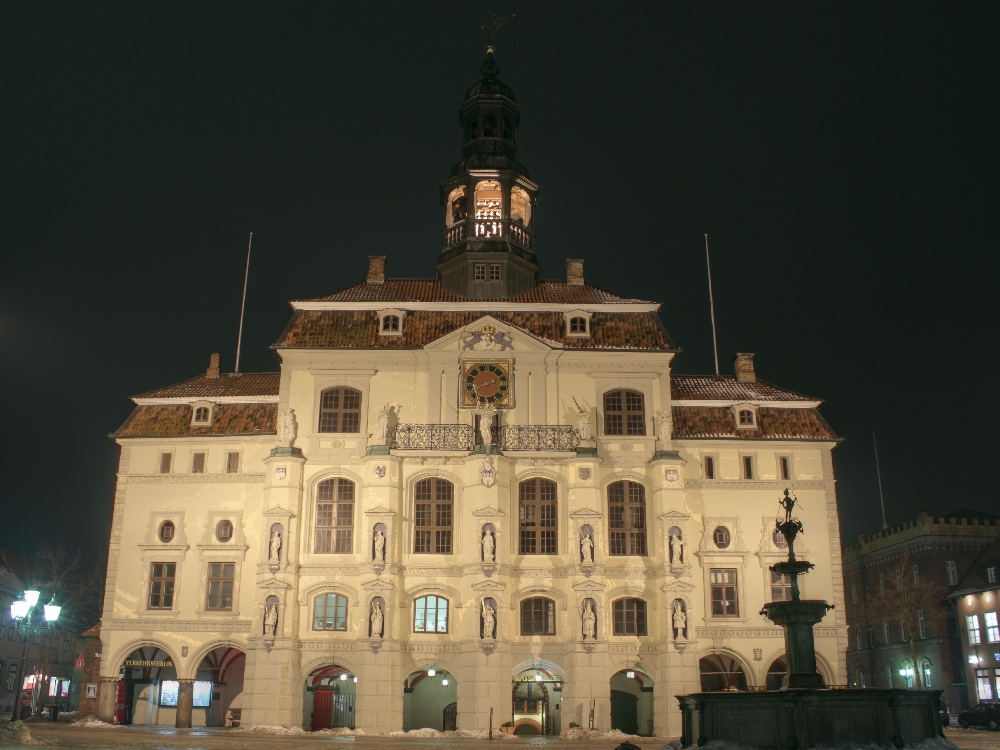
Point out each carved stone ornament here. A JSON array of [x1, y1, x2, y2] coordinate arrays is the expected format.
[[754, 648, 763, 661], [374, 465, 386, 479], [578, 467, 592, 481], [278, 407, 298, 448], [480, 457, 497, 488], [275, 467, 287, 480], [664, 469, 678, 482], [462, 324, 513, 352]]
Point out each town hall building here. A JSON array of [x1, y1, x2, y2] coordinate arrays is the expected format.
[[95, 46, 848, 737]]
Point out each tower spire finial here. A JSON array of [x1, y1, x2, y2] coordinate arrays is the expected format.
[[480, 11, 515, 75]]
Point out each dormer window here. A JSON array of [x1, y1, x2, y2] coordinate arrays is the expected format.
[[564, 310, 593, 339], [190, 401, 215, 427], [732, 403, 758, 430], [376, 309, 406, 337]]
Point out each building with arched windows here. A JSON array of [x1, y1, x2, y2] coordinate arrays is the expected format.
[[96, 45, 848, 737]]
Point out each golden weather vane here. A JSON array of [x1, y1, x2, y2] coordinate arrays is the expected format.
[[481, 11, 516, 52]]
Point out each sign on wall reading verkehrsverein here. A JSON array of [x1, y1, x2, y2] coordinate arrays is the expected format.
[[124, 659, 172, 667]]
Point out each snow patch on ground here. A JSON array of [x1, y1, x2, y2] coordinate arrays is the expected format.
[[560, 727, 643, 741], [236, 725, 307, 735], [69, 716, 121, 729]]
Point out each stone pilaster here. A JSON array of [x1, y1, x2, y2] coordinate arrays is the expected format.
[[97, 677, 117, 723], [175, 679, 194, 728], [355, 643, 402, 732], [241, 639, 301, 727]]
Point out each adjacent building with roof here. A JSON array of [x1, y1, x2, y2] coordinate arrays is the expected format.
[[96, 45, 848, 737], [948, 536, 1000, 705]]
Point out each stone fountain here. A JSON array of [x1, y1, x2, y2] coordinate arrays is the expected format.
[[676, 490, 947, 749]]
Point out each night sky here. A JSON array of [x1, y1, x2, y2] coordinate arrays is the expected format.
[[2, 3, 997, 562]]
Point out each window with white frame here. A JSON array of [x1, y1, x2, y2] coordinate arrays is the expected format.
[[193, 407, 210, 423], [159, 453, 173, 474], [989, 566, 997, 584], [918, 609, 926, 639], [967, 614, 982, 645], [985, 611, 999, 643], [226, 452, 240, 473], [913, 564, 919, 586], [192, 452, 206, 473], [710, 569, 739, 616], [703, 455, 716, 480], [377, 308, 406, 336], [564, 310, 593, 338], [945, 560, 958, 585], [191, 401, 214, 426], [741, 455, 754, 480], [883, 618, 891, 644], [778, 455, 790, 480], [732, 404, 758, 430], [856, 626, 862, 650], [315, 478, 355, 554], [414, 595, 449, 633]]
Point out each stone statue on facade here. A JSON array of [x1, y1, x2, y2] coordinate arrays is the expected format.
[[657, 410, 672, 443], [573, 397, 591, 441], [670, 534, 683, 565], [482, 530, 495, 563], [672, 600, 687, 639], [375, 403, 397, 444], [264, 601, 279, 636], [477, 399, 496, 446], [279, 407, 298, 447], [370, 601, 383, 638], [373, 529, 385, 562], [269, 530, 282, 561], [482, 600, 495, 639], [582, 600, 597, 640], [581, 532, 594, 563]]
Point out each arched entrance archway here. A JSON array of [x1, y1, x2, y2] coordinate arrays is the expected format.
[[766, 657, 787, 691], [511, 667, 562, 736], [194, 647, 245, 726], [305, 664, 356, 730], [403, 667, 456, 731], [610, 668, 653, 736], [699, 654, 748, 692], [113, 646, 176, 725]]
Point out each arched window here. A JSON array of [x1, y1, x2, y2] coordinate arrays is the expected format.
[[766, 657, 786, 690], [699, 655, 747, 692], [315, 478, 355, 554], [414, 595, 449, 632], [613, 598, 647, 635], [313, 593, 348, 631], [519, 478, 557, 555], [608, 481, 646, 556], [603, 389, 645, 436], [193, 406, 210, 423], [413, 478, 453, 554], [520, 597, 556, 635], [510, 186, 531, 227], [319, 387, 362, 433], [381, 315, 400, 332], [474, 180, 502, 238], [446, 186, 467, 227]]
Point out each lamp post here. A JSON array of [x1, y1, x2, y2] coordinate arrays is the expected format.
[[8, 591, 60, 720]]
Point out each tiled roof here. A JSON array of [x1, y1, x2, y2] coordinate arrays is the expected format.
[[671, 375, 816, 402], [135, 373, 280, 400], [671, 406, 839, 440], [301, 279, 651, 305], [274, 310, 676, 351], [80, 621, 102, 638], [950, 537, 1000, 596], [113, 403, 278, 438]]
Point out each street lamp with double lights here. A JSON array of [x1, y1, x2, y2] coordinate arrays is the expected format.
[[8, 591, 60, 719]]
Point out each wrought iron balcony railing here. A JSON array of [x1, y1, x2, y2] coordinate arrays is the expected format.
[[499, 425, 577, 452], [393, 424, 475, 451]]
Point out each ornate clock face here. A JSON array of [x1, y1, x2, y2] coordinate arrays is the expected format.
[[462, 362, 511, 407]]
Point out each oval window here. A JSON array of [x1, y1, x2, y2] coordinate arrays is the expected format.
[[216, 520, 234, 543], [713, 526, 731, 549], [159, 521, 175, 543]]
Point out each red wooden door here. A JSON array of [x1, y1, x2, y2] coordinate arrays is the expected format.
[[114, 681, 128, 724], [312, 690, 332, 731]]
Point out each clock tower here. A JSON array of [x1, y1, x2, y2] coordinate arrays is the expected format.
[[437, 45, 540, 299]]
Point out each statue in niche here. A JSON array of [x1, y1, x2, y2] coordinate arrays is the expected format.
[[581, 532, 594, 563], [264, 601, 279, 636], [375, 403, 397, 444], [672, 600, 687, 640], [482, 530, 495, 563], [657, 410, 672, 443], [477, 399, 496, 446], [370, 601, 383, 638], [670, 534, 684, 565], [279, 407, 298, 447], [269, 530, 282, 561], [582, 600, 597, 640], [482, 600, 495, 639], [373, 530, 385, 562], [573, 397, 591, 441]]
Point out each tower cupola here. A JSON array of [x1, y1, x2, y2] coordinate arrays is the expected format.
[[437, 46, 539, 299]]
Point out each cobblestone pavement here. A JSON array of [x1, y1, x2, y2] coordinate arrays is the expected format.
[[15, 723, 1000, 750]]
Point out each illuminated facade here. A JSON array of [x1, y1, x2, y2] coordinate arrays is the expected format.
[[96, 47, 848, 736]]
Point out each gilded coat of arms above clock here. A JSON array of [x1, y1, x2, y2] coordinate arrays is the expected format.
[[461, 360, 512, 408]]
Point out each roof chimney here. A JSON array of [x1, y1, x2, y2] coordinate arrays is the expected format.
[[207, 353, 220, 379], [367, 255, 386, 284], [733, 352, 756, 382], [566, 258, 585, 286]]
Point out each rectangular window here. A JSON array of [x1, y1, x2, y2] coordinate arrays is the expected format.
[[607, 482, 646, 556], [474, 263, 486, 280], [63, 635, 70, 652], [413, 479, 452, 554], [883, 618, 891, 644], [489, 263, 501, 280], [159, 453, 172, 474], [742, 456, 754, 480], [779, 456, 790, 480], [315, 478, 354, 554], [226, 452, 240, 473], [206, 562, 235, 611], [603, 390, 646, 436], [5, 664, 16, 692], [612, 599, 647, 636], [913, 564, 919, 586], [967, 614, 982, 645], [148, 563, 176, 609], [520, 598, 556, 635], [868, 626, 874, 648], [312, 593, 348, 631], [852, 583, 857, 606], [989, 567, 997, 584], [945, 561, 958, 585], [519, 479, 557, 555], [704, 456, 715, 480], [856, 626, 862, 650], [985, 611, 1000, 643], [977, 669, 994, 701], [191, 452, 206, 474], [918, 609, 926, 639], [414, 596, 449, 633], [710, 569, 739, 617], [770, 570, 793, 601]]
